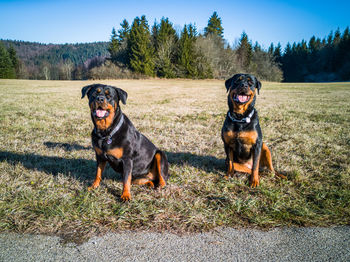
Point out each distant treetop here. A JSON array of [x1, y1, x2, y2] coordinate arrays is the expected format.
[[204, 11, 224, 38]]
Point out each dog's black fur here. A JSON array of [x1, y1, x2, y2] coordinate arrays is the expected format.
[[221, 74, 283, 187], [82, 84, 169, 201]]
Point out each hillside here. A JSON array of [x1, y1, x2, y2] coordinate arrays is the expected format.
[[1, 39, 109, 79]]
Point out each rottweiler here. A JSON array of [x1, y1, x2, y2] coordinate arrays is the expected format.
[[221, 74, 285, 187], [81, 84, 169, 201]]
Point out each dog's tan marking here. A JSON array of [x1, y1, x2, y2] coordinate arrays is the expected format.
[[106, 147, 123, 159]]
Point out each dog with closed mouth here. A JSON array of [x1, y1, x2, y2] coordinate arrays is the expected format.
[[221, 74, 285, 187], [82, 84, 169, 201]]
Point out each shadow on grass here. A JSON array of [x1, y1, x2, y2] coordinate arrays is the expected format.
[[165, 151, 225, 174], [0, 142, 225, 185], [0, 150, 95, 184], [42, 142, 226, 174], [44, 142, 92, 151]]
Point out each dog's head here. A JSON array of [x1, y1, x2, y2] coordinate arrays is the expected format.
[[225, 74, 261, 115], [81, 84, 127, 130]]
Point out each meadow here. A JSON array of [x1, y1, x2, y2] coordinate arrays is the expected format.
[[0, 79, 349, 243]]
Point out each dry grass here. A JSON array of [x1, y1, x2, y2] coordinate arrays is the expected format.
[[0, 79, 349, 243]]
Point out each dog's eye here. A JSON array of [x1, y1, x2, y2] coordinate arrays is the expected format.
[[106, 95, 111, 99], [97, 88, 101, 93]]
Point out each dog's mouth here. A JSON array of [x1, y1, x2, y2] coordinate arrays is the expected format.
[[233, 94, 251, 104], [93, 106, 110, 119]]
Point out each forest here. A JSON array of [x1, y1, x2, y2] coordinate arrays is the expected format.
[[0, 12, 349, 82]]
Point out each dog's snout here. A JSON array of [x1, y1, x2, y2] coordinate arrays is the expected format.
[[240, 83, 248, 88], [96, 96, 105, 103]]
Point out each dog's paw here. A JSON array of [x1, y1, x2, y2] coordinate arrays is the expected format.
[[145, 181, 155, 188], [121, 192, 131, 201], [250, 177, 260, 188], [88, 184, 98, 191]]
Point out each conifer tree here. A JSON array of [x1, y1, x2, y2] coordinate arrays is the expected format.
[[117, 19, 130, 65], [204, 11, 224, 38], [236, 32, 252, 70], [0, 43, 16, 79], [153, 17, 177, 78], [108, 20, 130, 66], [8, 45, 19, 76], [108, 28, 119, 62], [118, 19, 130, 42], [128, 15, 155, 76], [273, 43, 282, 64], [178, 24, 197, 77]]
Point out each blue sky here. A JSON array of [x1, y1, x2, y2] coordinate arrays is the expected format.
[[0, 0, 349, 49]]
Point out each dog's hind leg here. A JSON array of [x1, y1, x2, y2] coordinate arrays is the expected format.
[[260, 142, 286, 179], [132, 178, 154, 188], [154, 151, 167, 188]]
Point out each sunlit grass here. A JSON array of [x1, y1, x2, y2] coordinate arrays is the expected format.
[[0, 79, 349, 243]]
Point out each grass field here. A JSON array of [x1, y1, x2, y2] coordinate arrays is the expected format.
[[0, 79, 349, 243]]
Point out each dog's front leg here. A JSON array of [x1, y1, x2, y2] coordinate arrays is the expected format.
[[224, 143, 234, 179], [121, 158, 133, 201], [88, 158, 107, 191], [250, 141, 262, 188]]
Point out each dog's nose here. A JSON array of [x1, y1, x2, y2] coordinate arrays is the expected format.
[[96, 96, 105, 103]]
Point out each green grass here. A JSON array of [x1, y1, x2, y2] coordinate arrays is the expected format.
[[0, 79, 349, 243]]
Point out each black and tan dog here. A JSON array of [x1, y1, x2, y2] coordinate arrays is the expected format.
[[221, 74, 285, 187], [82, 84, 169, 201]]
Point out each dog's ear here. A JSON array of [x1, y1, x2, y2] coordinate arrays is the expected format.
[[225, 78, 233, 92], [225, 74, 241, 92], [81, 84, 97, 99], [113, 87, 128, 105], [255, 77, 261, 95]]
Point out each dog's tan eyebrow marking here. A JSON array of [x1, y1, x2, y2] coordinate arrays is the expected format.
[[97, 88, 101, 93], [105, 89, 110, 95]]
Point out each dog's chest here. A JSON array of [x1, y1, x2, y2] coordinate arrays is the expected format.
[[93, 140, 124, 160], [223, 130, 258, 151]]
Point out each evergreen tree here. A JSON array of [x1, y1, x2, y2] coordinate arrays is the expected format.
[[268, 43, 274, 55], [153, 17, 178, 78], [128, 15, 155, 76], [117, 19, 131, 65], [108, 20, 130, 66], [8, 45, 19, 76], [118, 19, 130, 42], [204, 11, 224, 38], [178, 24, 198, 77], [0, 43, 16, 79], [273, 43, 282, 64], [108, 27, 119, 62], [236, 32, 252, 70]]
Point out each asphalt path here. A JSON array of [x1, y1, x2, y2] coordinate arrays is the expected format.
[[0, 226, 349, 262]]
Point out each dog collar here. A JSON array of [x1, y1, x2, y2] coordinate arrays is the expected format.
[[227, 110, 254, 124], [94, 114, 124, 144]]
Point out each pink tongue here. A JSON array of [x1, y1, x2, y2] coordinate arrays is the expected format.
[[96, 109, 106, 118], [238, 95, 249, 102]]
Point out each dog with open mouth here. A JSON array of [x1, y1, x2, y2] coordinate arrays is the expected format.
[[82, 84, 169, 201], [221, 74, 285, 187]]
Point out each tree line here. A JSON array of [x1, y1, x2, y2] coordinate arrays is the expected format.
[[269, 27, 350, 82], [1, 12, 349, 82], [0, 40, 109, 80], [102, 12, 282, 81]]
